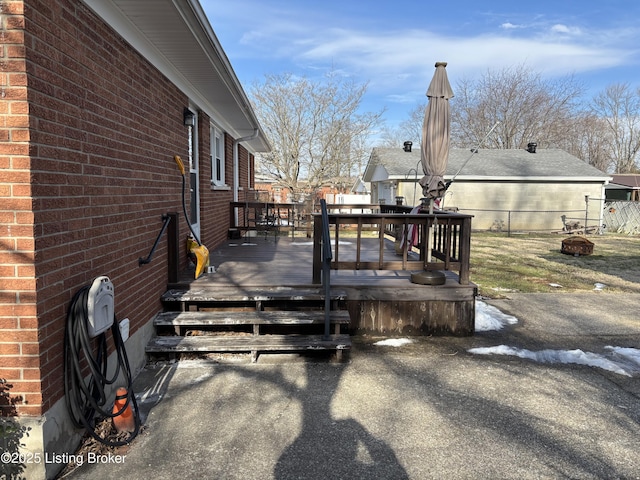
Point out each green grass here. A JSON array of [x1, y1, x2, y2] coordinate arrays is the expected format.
[[469, 232, 640, 297]]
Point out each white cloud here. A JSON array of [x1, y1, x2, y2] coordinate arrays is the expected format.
[[550, 24, 582, 36], [233, 19, 633, 92], [203, 0, 640, 124]]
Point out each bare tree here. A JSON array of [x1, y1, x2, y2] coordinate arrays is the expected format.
[[590, 83, 640, 173], [557, 112, 613, 172], [451, 64, 584, 150], [377, 102, 426, 148], [250, 71, 384, 199]]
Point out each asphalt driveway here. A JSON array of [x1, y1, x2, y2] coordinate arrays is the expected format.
[[63, 293, 640, 479]]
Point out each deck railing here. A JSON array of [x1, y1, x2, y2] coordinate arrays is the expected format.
[[229, 202, 388, 237], [312, 210, 472, 285]]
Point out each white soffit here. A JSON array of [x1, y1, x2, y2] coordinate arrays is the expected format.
[[83, 0, 269, 152]]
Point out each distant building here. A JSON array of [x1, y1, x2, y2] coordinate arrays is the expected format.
[[364, 147, 612, 231], [605, 174, 640, 201]]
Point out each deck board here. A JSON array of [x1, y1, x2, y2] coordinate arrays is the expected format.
[[153, 310, 351, 326], [146, 334, 352, 352]]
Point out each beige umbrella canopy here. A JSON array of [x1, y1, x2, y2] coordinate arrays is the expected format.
[[419, 62, 454, 200]]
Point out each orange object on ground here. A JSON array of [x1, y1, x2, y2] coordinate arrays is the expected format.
[[112, 387, 135, 433]]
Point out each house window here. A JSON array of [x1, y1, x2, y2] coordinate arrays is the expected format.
[[211, 125, 225, 186]]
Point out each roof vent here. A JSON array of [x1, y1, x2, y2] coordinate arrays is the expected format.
[[403, 141, 413, 152], [527, 142, 537, 153]]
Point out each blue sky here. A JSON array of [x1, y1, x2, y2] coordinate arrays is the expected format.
[[202, 0, 640, 129]]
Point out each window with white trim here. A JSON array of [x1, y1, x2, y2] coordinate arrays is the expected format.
[[211, 125, 225, 186]]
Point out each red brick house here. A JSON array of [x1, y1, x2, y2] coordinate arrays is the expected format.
[[0, 1, 269, 478]]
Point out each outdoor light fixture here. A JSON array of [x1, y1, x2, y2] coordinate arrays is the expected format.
[[183, 108, 195, 127], [403, 141, 413, 152]]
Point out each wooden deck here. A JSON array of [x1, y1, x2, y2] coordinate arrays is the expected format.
[[173, 235, 477, 336], [178, 236, 461, 288]]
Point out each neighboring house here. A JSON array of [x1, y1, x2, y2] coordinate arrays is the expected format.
[[1, 1, 269, 478], [254, 174, 291, 203], [254, 176, 353, 205], [364, 147, 612, 231], [605, 174, 640, 201]]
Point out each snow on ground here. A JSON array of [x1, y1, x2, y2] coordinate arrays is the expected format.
[[375, 300, 640, 377], [373, 338, 416, 347], [468, 345, 640, 377], [475, 301, 518, 332], [469, 301, 640, 377]]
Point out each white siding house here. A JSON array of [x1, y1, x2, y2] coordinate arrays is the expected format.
[[364, 147, 612, 231]]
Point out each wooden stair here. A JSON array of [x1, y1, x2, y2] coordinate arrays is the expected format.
[[146, 287, 351, 362]]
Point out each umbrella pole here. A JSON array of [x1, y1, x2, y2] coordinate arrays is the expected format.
[[427, 198, 434, 263], [410, 196, 446, 285]]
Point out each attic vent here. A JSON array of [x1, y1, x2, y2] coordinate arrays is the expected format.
[[403, 141, 413, 152], [527, 142, 537, 153]]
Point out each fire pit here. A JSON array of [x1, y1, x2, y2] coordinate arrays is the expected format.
[[561, 236, 594, 256]]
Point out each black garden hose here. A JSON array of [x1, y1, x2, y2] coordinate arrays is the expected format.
[[64, 284, 140, 447]]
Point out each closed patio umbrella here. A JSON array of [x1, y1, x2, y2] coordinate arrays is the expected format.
[[411, 63, 454, 281], [419, 62, 454, 200]]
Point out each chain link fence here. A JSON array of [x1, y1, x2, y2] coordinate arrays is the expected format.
[[457, 200, 640, 236]]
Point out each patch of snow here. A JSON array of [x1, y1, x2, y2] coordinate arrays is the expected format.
[[605, 346, 640, 370], [549, 283, 563, 288], [373, 338, 416, 347], [475, 301, 518, 332], [594, 282, 606, 291], [468, 345, 640, 377]]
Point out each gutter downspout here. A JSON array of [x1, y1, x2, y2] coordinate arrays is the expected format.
[[233, 128, 260, 225]]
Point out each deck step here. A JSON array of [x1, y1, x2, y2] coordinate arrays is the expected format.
[[161, 287, 347, 304], [146, 334, 351, 353], [153, 310, 351, 327]]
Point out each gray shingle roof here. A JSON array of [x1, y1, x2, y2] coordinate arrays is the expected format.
[[366, 147, 610, 180]]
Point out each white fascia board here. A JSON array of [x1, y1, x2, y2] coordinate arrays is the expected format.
[[451, 176, 612, 183]]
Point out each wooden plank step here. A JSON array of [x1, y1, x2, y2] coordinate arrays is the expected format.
[[146, 334, 352, 353], [161, 287, 347, 303], [153, 310, 351, 327]]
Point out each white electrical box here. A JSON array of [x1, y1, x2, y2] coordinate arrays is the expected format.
[[119, 318, 130, 342], [87, 276, 114, 338]]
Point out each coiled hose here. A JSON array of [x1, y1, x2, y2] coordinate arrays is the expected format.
[[63, 284, 140, 446]]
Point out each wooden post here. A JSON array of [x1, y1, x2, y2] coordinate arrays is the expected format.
[[444, 219, 452, 271], [167, 212, 179, 284], [459, 216, 471, 285]]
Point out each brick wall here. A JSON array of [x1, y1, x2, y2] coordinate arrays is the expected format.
[[0, 0, 39, 415], [0, 0, 238, 415]]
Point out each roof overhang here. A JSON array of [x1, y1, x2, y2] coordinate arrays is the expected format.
[[392, 175, 612, 183], [445, 176, 612, 183], [83, 0, 270, 153], [364, 165, 389, 183]]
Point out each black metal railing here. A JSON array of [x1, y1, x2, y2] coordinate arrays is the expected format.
[[319, 199, 332, 339]]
